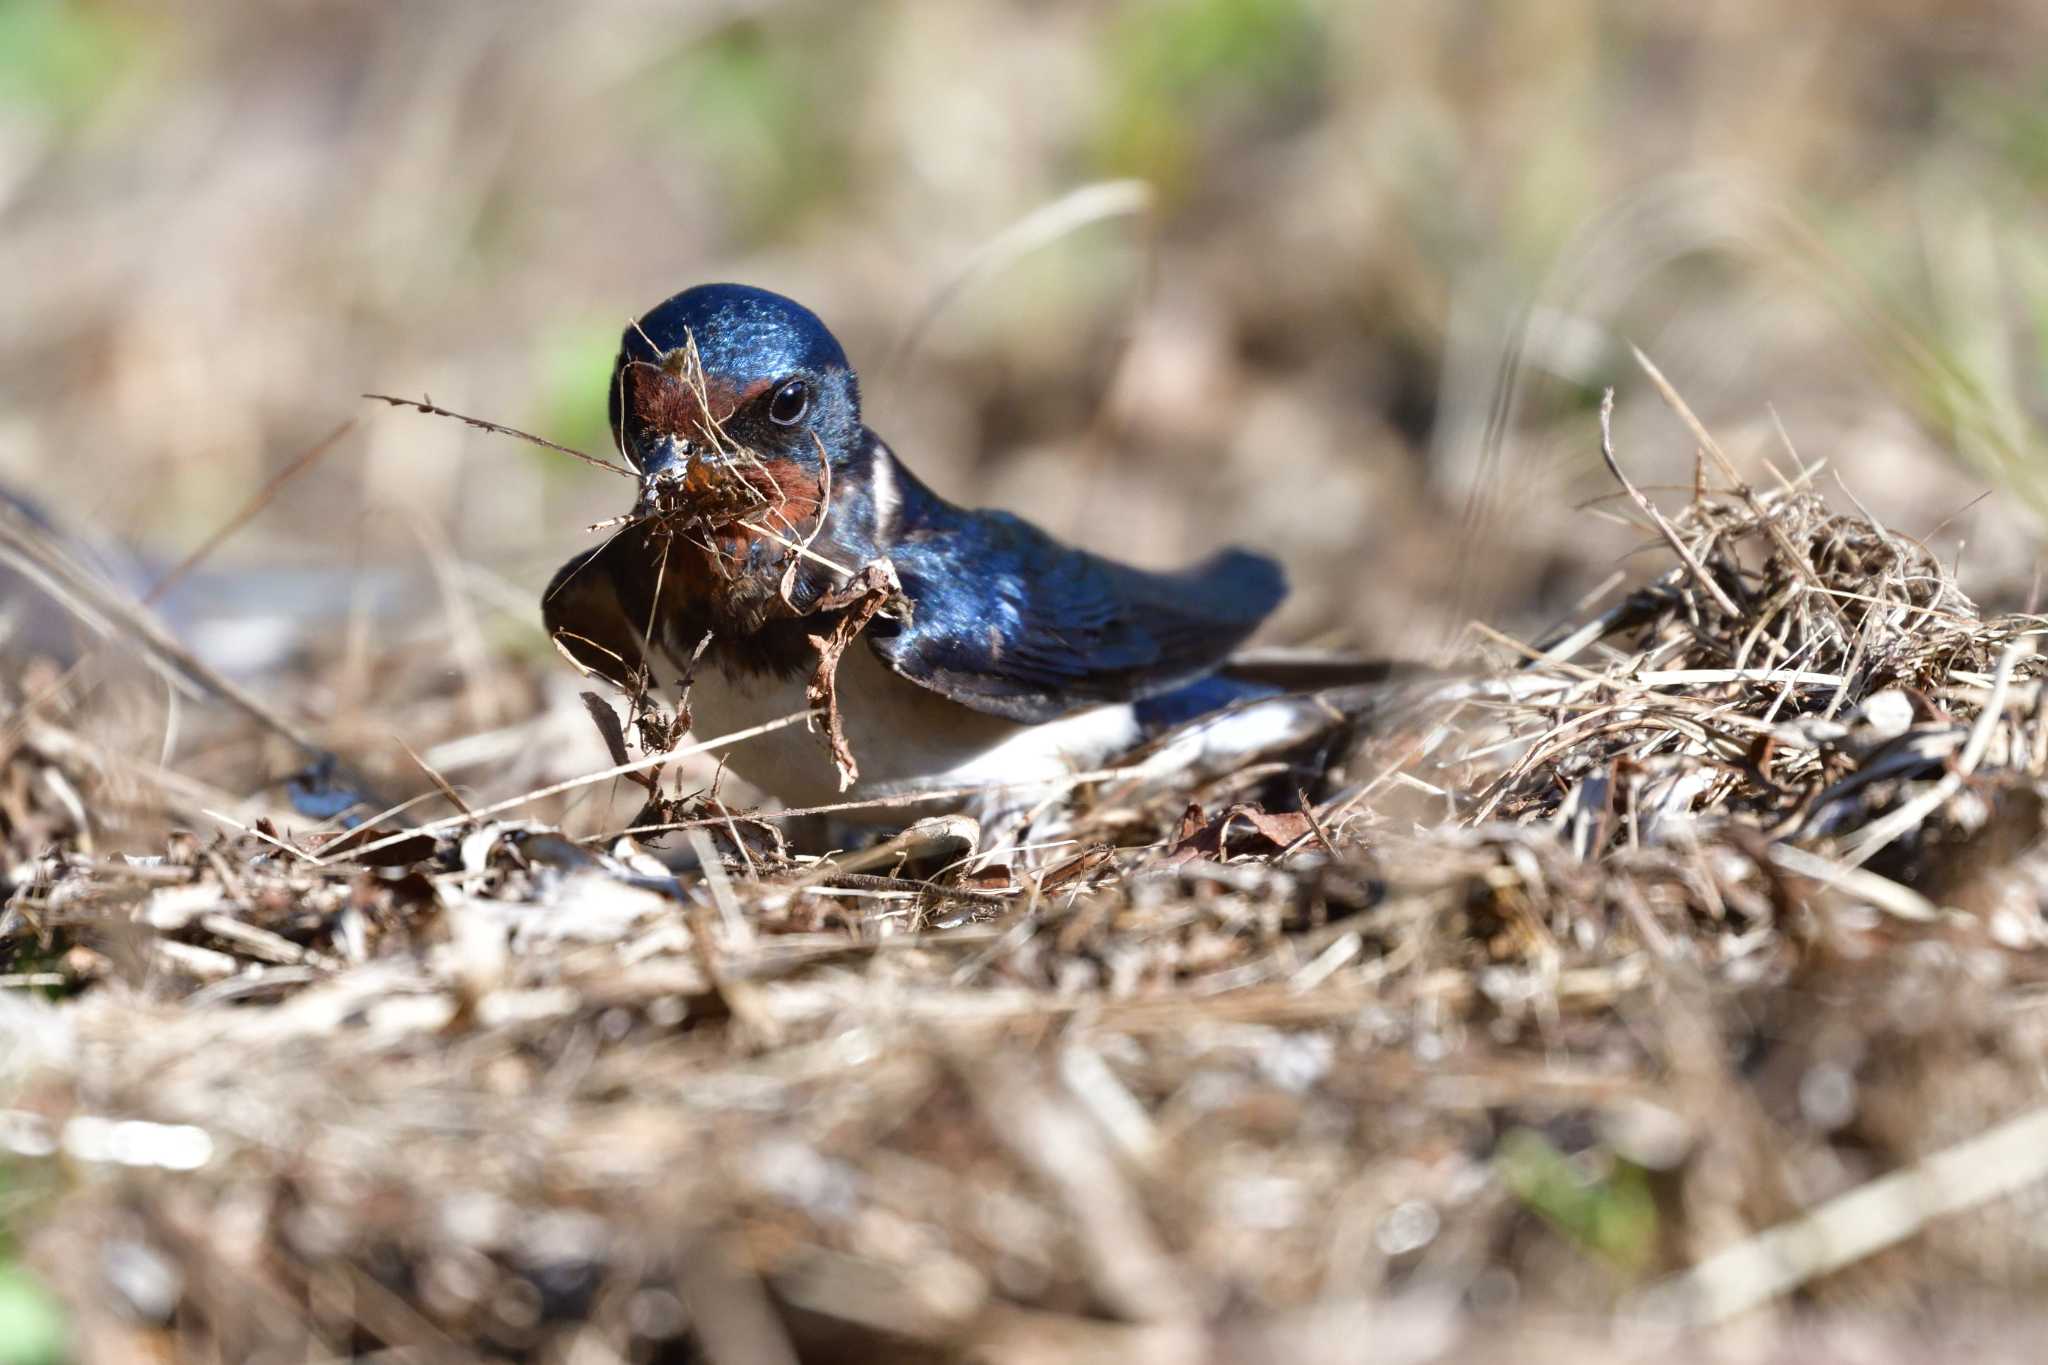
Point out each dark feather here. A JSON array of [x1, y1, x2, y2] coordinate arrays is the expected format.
[[542, 540, 647, 690], [865, 472, 1287, 723]]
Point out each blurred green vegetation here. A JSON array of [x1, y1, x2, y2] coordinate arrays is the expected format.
[[1496, 1127, 1658, 1273], [644, 19, 856, 240], [1096, 0, 1323, 195], [0, 1268, 65, 1365], [0, 0, 144, 121], [1953, 76, 2048, 194], [531, 318, 624, 469], [0, 1166, 64, 1365]]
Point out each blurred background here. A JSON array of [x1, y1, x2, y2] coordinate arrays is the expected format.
[[1, 0, 2043, 799]]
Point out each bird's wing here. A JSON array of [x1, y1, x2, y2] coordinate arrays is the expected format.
[[866, 508, 1286, 724], [542, 538, 648, 690]]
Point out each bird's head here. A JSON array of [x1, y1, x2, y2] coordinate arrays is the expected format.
[[609, 284, 863, 507]]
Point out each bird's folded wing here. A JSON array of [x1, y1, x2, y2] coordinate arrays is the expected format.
[[542, 540, 647, 689], [866, 509, 1286, 724]]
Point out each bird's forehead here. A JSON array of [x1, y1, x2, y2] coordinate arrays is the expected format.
[[683, 320, 808, 385], [628, 288, 846, 385]]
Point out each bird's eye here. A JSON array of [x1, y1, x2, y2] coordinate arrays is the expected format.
[[767, 378, 809, 426]]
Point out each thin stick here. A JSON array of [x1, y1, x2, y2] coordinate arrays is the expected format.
[[1631, 347, 1850, 635], [593, 764, 1148, 840], [202, 809, 324, 866], [1597, 389, 1740, 617], [1636, 1103, 2048, 1326], [395, 735, 473, 818], [0, 418, 362, 762], [364, 394, 634, 477], [888, 180, 1154, 375], [145, 418, 357, 604], [335, 710, 821, 862], [0, 505, 331, 764]]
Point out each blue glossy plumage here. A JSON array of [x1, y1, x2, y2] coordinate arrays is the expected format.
[[864, 457, 1287, 722]]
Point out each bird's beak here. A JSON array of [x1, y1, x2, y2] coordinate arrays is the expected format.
[[634, 434, 688, 481], [632, 433, 754, 522]]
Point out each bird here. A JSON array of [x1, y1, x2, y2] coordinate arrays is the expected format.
[[544, 283, 1359, 837]]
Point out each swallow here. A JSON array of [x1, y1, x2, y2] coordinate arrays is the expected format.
[[544, 283, 1313, 820]]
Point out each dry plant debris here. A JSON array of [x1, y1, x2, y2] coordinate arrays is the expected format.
[[6, 397, 2048, 1362], [803, 560, 905, 790]]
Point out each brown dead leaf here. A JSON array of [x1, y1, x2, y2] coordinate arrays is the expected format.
[[1166, 802, 1316, 865], [804, 559, 903, 790], [1034, 844, 1115, 893]]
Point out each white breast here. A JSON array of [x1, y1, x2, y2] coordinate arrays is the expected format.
[[678, 647, 1141, 819]]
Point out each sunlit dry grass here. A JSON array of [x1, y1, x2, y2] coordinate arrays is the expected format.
[[9, 374, 2048, 1357]]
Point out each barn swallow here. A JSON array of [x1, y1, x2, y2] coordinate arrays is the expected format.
[[543, 283, 1306, 820]]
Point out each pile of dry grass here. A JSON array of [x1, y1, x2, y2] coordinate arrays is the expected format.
[[5, 389, 2048, 1362]]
